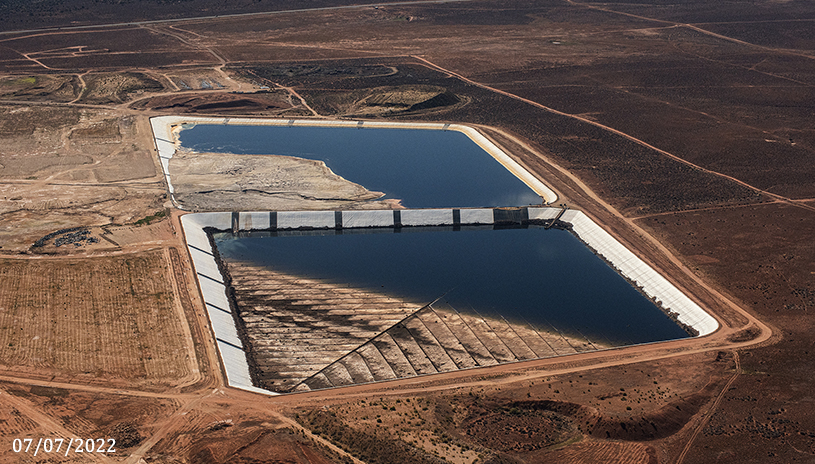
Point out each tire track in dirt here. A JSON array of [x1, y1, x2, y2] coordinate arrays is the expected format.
[[0, 385, 115, 464], [411, 55, 815, 214], [566, 0, 815, 61], [675, 351, 741, 464]]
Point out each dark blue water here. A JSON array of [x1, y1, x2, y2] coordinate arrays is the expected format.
[[214, 226, 690, 346], [179, 125, 542, 208]]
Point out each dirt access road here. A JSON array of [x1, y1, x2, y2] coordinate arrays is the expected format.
[[1, 0, 813, 462]]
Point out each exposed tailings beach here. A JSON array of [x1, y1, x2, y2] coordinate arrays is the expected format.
[[168, 150, 401, 211]]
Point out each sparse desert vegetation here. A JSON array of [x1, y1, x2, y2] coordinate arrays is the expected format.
[[0, 0, 813, 462]]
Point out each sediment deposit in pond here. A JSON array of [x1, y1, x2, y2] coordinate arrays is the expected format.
[[168, 150, 401, 211]]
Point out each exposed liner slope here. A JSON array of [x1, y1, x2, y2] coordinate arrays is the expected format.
[[561, 210, 718, 336], [292, 304, 595, 393], [180, 213, 271, 395]]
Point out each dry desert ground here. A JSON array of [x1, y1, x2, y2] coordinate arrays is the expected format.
[[0, 1, 814, 463]]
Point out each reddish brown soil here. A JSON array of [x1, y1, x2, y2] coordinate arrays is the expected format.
[[0, 0, 813, 463], [0, 250, 198, 388], [634, 203, 815, 462]]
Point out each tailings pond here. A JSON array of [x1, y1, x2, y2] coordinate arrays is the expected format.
[[214, 225, 691, 346], [179, 124, 542, 208]]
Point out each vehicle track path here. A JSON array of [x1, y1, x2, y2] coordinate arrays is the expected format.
[[675, 351, 741, 464], [0, 384, 116, 463], [411, 55, 815, 214], [566, 0, 815, 61]]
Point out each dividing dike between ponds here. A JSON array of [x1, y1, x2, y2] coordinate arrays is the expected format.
[[180, 207, 719, 394]]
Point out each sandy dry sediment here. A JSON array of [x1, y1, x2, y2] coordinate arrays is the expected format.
[[169, 149, 403, 211]]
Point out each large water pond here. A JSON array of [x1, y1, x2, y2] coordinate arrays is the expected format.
[[179, 124, 542, 208], [214, 226, 691, 346], [181, 122, 691, 347]]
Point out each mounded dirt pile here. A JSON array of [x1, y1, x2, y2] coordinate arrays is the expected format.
[[459, 392, 719, 455], [132, 93, 291, 113], [408, 91, 460, 111], [463, 402, 578, 452]]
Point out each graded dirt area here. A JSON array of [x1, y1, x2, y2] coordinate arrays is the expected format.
[[0, 249, 198, 388], [0, 104, 166, 252], [0, 0, 813, 463]]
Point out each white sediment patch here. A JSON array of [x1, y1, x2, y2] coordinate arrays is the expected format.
[[149, 116, 559, 206]]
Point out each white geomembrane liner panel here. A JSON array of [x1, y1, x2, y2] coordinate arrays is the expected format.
[[239, 212, 271, 231], [182, 212, 232, 231], [210, 308, 243, 348], [401, 209, 454, 226], [460, 208, 495, 224], [217, 341, 255, 391], [188, 247, 223, 283], [200, 281, 231, 312], [342, 210, 395, 228], [561, 210, 718, 336], [181, 212, 278, 395], [528, 207, 561, 221], [182, 222, 212, 251], [277, 211, 335, 229]]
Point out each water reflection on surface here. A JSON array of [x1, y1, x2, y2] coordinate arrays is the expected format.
[[215, 226, 691, 346], [180, 125, 542, 208]]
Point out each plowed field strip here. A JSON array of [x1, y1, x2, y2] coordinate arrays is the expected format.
[[546, 440, 650, 464], [168, 246, 210, 379], [0, 251, 192, 382]]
